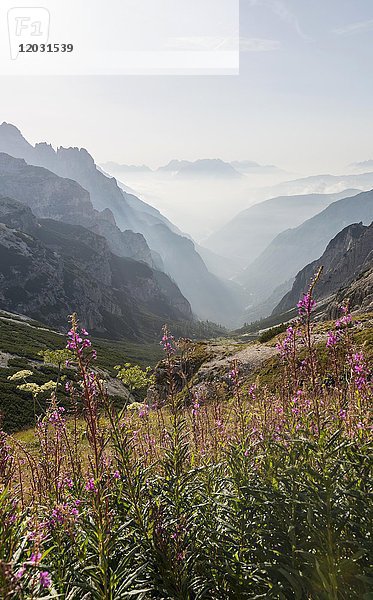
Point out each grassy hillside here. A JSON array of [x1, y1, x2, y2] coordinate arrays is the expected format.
[[0, 312, 163, 432]]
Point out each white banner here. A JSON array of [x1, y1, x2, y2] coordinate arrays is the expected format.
[[0, 0, 239, 75]]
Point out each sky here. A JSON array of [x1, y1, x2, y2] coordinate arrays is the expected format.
[[1, 0, 373, 174]]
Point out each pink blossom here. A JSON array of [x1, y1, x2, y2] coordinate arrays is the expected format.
[[160, 326, 175, 354], [30, 552, 42, 565], [39, 571, 51, 589], [297, 293, 316, 318], [85, 478, 97, 493], [16, 567, 25, 579], [326, 331, 339, 348]]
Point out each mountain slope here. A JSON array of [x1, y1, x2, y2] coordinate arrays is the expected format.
[[0, 123, 241, 325], [274, 222, 373, 315], [0, 196, 192, 339], [205, 190, 360, 264], [261, 172, 373, 199], [0, 152, 152, 265], [237, 190, 373, 305]]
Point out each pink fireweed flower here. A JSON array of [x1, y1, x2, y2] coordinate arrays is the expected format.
[[192, 400, 200, 417], [48, 406, 65, 426], [350, 352, 368, 390], [66, 321, 96, 361], [297, 293, 316, 318], [160, 325, 175, 354], [51, 507, 65, 525], [228, 363, 240, 386], [248, 384, 256, 400], [16, 567, 26, 579], [30, 552, 42, 565], [138, 404, 149, 418], [336, 304, 352, 329], [339, 409, 347, 420], [65, 380, 73, 393], [326, 331, 339, 348], [85, 478, 97, 493], [192, 392, 201, 417], [276, 326, 297, 359], [39, 571, 51, 589], [113, 470, 120, 480], [291, 406, 299, 415], [336, 315, 352, 328], [49, 502, 80, 529]]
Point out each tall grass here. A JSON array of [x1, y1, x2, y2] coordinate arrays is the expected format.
[[0, 288, 371, 599]]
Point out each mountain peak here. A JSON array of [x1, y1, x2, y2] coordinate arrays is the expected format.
[[0, 123, 33, 158], [161, 158, 243, 179], [1, 122, 23, 134]]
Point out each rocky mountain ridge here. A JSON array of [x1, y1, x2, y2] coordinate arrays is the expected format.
[[0, 152, 152, 265], [0, 196, 192, 339], [274, 221, 373, 315], [237, 190, 373, 310]]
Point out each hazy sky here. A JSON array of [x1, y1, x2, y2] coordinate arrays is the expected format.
[[1, 0, 373, 174]]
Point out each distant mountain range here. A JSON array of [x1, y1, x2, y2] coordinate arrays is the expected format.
[[0, 196, 192, 339], [260, 172, 373, 199], [0, 123, 242, 325], [230, 160, 284, 175], [349, 160, 373, 173], [172, 159, 242, 179], [205, 190, 360, 264], [103, 158, 285, 178], [237, 190, 373, 318], [274, 221, 373, 316]]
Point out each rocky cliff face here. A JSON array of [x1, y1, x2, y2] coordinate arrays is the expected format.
[[332, 267, 373, 315], [0, 153, 152, 266], [274, 222, 373, 315], [0, 197, 192, 338]]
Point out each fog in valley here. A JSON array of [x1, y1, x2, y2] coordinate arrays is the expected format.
[[102, 160, 373, 243]]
